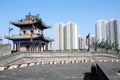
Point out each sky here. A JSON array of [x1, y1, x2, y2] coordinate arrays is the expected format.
[[0, 0, 120, 43]]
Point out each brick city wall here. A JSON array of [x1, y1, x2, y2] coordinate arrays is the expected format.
[[0, 44, 11, 56]]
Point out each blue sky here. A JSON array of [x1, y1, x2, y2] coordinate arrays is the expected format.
[[0, 0, 120, 43]]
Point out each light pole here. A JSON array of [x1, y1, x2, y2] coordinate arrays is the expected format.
[[8, 27, 13, 44]]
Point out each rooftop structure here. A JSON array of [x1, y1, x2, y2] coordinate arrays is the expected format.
[[6, 13, 54, 52], [10, 13, 50, 29]]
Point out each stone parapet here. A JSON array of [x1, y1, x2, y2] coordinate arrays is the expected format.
[[0, 52, 119, 67], [0, 44, 11, 57]]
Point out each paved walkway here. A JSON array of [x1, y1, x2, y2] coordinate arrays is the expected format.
[[0, 62, 120, 80], [0, 63, 92, 80]]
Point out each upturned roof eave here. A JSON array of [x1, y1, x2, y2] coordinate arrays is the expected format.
[[5, 35, 53, 42], [10, 20, 51, 29]]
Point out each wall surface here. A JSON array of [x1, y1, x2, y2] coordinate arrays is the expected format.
[[0, 44, 11, 56]]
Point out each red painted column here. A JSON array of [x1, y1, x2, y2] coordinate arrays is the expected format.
[[38, 44, 41, 52]]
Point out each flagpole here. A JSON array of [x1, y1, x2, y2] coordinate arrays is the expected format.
[[30, 24, 35, 52]]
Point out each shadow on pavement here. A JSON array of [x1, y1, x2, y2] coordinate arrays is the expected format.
[[83, 72, 98, 80], [83, 72, 91, 80]]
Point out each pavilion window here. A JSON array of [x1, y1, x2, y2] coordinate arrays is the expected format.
[[31, 30, 33, 33], [32, 20, 34, 22], [23, 30, 26, 34], [36, 19, 38, 21]]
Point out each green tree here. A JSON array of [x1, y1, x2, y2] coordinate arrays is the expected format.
[[105, 39, 112, 50]]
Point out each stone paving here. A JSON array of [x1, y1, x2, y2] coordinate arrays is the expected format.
[[0, 63, 92, 80], [97, 62, 120, 80], [0, 61, 120, 80], [0, 52, 119, 80]]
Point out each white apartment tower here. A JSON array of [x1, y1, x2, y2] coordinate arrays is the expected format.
[[55, 22, 78, 50], [55, 23, 64, 50], [95, 19, 107, 42], [108, 19, 119, 45], [64, 22, 78, 50], [118, 33, 120, 49], [95, 19, 119, 46]]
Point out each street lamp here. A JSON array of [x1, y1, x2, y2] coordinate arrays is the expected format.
[[8, 27, 13, 44]]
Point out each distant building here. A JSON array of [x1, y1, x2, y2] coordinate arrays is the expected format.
[[95, 19, 119, 46], [64, 22, 78, 50], [95, 19, 107, 42], [55, 22, 78, 50], [55, 23, 64, 50], [118, 33, 120, 49], [0, 37, 3, 44], [78, 36, 85, 49], [6, 13, 53, 52], [108, 19, 119, 45], [89, 35, 95, 46]]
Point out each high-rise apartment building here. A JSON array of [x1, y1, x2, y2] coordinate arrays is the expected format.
[[95, 19, 119, 46], [108, 19, 119, 45], [95, 19, 107, 42], [55, 22, 78, 50], [118, 33, 120, 49], [55, 23, 64, 50]]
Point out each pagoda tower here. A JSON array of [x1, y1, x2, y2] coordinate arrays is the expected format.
[[6, 13, 53, 52]]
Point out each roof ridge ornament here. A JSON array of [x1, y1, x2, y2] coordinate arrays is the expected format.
[[10, 13, 51, 29]]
